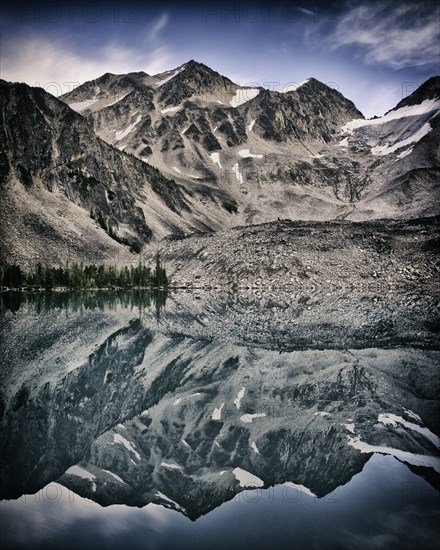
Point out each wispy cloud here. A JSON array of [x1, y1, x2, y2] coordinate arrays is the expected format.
[[147, 12, 169, 42], [0, 35, 176, 95], [328, 2, 439, 70], [298, 7, 316, 18]]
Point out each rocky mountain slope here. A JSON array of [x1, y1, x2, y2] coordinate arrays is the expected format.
[[0, 80, 211, 268], [62, 64, 440, 226], [145, 217, 440, 291]]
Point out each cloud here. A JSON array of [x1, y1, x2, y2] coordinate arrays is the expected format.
[[298, 7, 316, 18], [0, 35, 176, 95], [329, 2, 440, 70], [147, 12, 169, 42]]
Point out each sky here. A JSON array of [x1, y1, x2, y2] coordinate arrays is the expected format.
[[0, 0, 438, 117]]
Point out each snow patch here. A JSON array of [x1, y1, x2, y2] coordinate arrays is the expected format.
[[230, 88, 260, 108], [342, 98, 440, 134], [156, 66, 185, 87], [233, 467, 264, 487], [240, 413, 266, 423], [161, 106, 181, 114], [281, 79, 310, 93], [315, 411, 330, 417], [238, 149, 263, 159], [234, 387, 245, 409], [371, 122, 432, 155], [105, 91, 131, 107], [114, 114, 142, 142], [212, 402, 225, 421], [69, 97, 99, 112], [338, 137, 349, 147]]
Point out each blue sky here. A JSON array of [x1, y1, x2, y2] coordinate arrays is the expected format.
[[0, 0, 438, 117]]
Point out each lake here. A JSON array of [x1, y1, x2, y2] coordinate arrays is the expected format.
[[1, 289, 439, 549]]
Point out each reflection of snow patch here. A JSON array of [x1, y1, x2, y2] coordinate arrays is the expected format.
[[396, 147, 413, 159], [234, 387, 245, 409], [251, 442, 260, 455], [210, 152, 222, 169], [240, 413, 266, 423], [232, 163, 243, 184], [403, 409, 422, 422], [238, 149, 263, 159], [247, 119, 256, 132], [284, 481, 316, 498], [212, 403, 225, 420], [173, 392, 201, 405], [342, 423, 355, 433], [378, 413, 440, 448], [233, 467, 264, 487], [103, 469, 125, 483], [155, 491, 186, 512], [65, 466, 96, 481], [161, 462, 182, 469], [346, 435, 440, 472], [161, 106, 181, 114], [113, 434, 141, 461]]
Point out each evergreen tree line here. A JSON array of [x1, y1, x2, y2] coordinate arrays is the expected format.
[[1, 255, 168, 290], [1, 288, 167, 315]]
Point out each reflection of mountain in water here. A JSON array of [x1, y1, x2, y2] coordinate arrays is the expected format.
[[0, 290, 439, 519]]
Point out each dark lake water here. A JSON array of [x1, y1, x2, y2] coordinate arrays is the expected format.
[[1, 290, 439, 549]]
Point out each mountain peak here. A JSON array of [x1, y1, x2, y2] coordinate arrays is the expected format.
[[392, 76, 440, 111]]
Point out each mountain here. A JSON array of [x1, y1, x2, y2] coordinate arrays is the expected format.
[[61, 62, 440, 226], [0, 64, 439, 268], [0, 80, 213, 268]]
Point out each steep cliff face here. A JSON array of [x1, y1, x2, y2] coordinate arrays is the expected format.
[[0, 81, 209, 268]]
